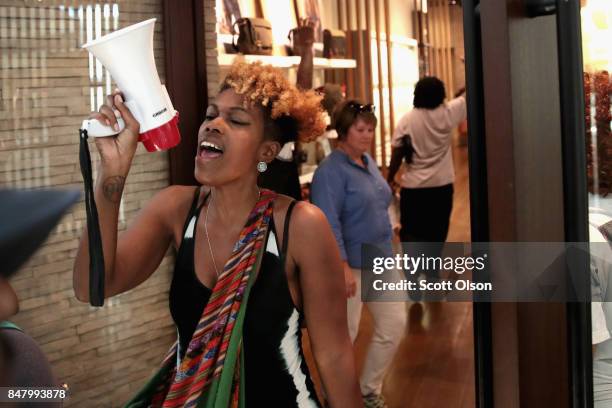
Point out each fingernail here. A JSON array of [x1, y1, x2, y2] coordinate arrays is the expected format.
[[113, 123, 120, 131], [114, 94, 123, 104]]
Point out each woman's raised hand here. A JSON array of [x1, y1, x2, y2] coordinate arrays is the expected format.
[[88, 89, 140, 177]]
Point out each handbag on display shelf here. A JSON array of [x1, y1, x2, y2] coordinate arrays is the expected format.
[[232, 18, 273, 55], [323, 29, 347, 58]]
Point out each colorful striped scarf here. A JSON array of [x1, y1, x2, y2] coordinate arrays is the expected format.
[[125, 189, 277, 408]]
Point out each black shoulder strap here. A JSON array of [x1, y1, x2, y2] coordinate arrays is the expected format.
[[191, 186, 202, 212], [179, 188, 202, 237], [401, 133, 415, 163], [79, 129, 105, 307], [281, 200, 298, 267]]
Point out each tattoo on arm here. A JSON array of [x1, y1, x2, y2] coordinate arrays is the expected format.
[[102, 176, 125, 203]]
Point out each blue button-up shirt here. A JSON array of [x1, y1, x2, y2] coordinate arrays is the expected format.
[[311, 150, 393, 268]]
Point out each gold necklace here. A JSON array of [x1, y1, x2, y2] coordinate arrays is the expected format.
[[203, 188, 261, 277]]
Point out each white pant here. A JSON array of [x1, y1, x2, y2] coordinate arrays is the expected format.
[[348, 268, 407, 395]]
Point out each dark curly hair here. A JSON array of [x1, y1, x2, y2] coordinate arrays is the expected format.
[[413, 76, 446, 110], [219, 61, 326, 145]]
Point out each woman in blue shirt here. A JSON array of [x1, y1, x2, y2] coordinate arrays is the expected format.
[[311, 101, 407, 408]]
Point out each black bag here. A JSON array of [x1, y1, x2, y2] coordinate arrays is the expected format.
[[400, 135, 414, 164], [323, 29, 346, 58], [233, 18, 273, 55]]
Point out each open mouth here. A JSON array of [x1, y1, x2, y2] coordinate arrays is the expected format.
[[198, 140, 224, 160]]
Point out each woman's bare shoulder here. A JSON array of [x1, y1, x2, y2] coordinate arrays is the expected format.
[[153, 185, 198, 205], [148, 185, 201, 224], [274, 194, 327, 230], [271, 196, 333, 261], [284, 200, 340, 269], [291, 201, 329, 230]]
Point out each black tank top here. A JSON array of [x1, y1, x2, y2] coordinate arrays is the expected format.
[[169, 188, 321, 407]]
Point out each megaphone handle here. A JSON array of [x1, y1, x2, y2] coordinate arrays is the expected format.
[[82, 117, 126, 137]]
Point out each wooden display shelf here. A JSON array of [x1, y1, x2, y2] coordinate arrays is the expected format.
[[218, 53, 356, 69]]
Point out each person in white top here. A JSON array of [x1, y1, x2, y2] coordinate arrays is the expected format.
[[387, 77, 466, 244], [590, 209, 612, 407]]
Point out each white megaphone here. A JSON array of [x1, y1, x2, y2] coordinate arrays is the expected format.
[[80, 18, 180, 152]]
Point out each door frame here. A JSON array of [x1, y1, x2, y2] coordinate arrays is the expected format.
[[162, 0, 208, 186], [465, 0, 592, 406]]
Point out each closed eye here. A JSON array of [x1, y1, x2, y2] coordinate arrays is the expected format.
[[204, 105, 218, 121], [203, 114, 248, 126]]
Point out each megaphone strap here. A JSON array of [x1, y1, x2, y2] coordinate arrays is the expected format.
[[79, 129, 106, 307]]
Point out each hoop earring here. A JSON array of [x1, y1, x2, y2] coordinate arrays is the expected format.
[[257, 161, 268, 173]]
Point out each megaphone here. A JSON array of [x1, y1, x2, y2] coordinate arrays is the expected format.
[[80, 18, 180, 152], [78, 19, 181, 307]]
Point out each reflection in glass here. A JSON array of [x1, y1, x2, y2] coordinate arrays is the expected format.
[[584, 0, 612, 406], [584, 0, 612, 206]]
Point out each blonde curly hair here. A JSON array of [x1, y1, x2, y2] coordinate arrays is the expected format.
[[220, 61, 326, 143]]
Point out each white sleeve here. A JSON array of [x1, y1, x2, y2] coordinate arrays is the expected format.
[[391, 115, 408, 148], [447, 96, 467, 128], [592, 301, 611, 344]]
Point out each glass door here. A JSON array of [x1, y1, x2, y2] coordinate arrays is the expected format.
[[582, 1, 612, 407]]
